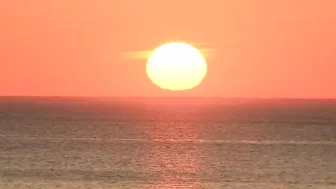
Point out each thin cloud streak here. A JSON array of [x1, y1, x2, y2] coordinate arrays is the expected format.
[[121, 48, 216, 60]]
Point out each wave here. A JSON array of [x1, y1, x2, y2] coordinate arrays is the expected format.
[[1, 135, 336, 145]]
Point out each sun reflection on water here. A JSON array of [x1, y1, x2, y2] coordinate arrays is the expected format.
[[142, 108, 205, 188]]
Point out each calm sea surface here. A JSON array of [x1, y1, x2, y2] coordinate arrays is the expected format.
[[1, 97, 336, 188]]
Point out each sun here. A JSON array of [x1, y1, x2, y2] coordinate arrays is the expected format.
[[146, 42, 207, 90]]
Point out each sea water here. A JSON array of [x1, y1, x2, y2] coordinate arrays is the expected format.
[[0, 97, 336, 188]]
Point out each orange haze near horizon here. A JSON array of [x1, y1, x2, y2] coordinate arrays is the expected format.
[[1, 1, 336, 98]]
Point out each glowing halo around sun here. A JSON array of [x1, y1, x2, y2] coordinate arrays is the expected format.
[[146, 42, 207, 90]]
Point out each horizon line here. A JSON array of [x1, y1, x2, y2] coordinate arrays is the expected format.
[[0, 95, 336, 100]]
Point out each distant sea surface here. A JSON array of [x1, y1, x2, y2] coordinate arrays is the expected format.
[[1, 97, 336, 189]]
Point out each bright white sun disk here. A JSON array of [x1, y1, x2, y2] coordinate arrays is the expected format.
[[146, 42, 207, 90]]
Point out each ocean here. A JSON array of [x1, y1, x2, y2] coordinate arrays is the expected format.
[[0, 97, 336, 188]]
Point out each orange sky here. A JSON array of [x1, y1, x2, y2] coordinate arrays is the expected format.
[[1, 0, 335, 98]]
